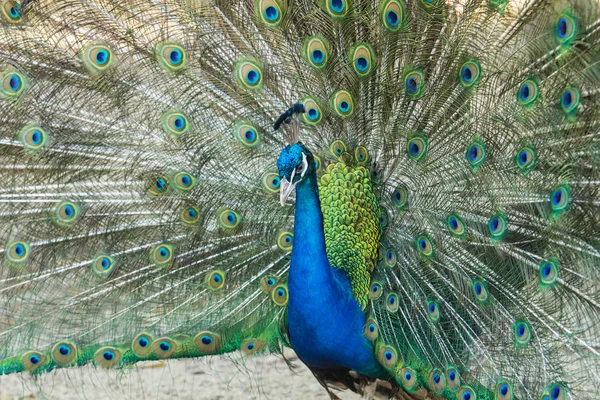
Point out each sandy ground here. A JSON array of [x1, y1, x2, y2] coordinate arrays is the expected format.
[[0, 350, 361, 400]]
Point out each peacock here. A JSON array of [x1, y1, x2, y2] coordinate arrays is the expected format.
[[0, 0, 599, 399]]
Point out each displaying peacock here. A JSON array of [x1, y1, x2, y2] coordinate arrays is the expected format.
[[1, 0, 599, 399]]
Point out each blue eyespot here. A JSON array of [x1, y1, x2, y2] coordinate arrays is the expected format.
[[386, 10, 399, 26], [384, 350, 393, 360], [355, 57, 368, 72], [491, 218, 499, 231], [246, 70, 259, 85], [103, 351, 114, 361], [368, 323, 375, 332], [58, 345, 71, 356], [9, 5, 20, 18], [267, 278, 276, 286], [271, 177, 281, 188], [30, 355, 40, 364], [551, 385, 562, 399], [247, 343, 255, 350], [307, 108, 319, 120], [519, 150, 528, 165], [245, 129, 256, 142], [311, 49, 324, 64], [410, 142, 420, 155], [521, 84, 530, 100], [388, 295, 396, 305], [469, 145, 478, 160], [159, 247, 169, 258], [264, 5, 279, 21], [170, 49, 182, 65], [552, 189, 563, 206], [330, 0, 344, 12], [95, 50, 109, 65], [461, 65, 473, 82], [404, 371, 412, 380], [339, 101, 350, 112], [64, 205, 74, 218], [213, 273, 222, 284], [433, 372, 440, 384], [500, 384, 509, 396], [14, 243, 25, 257], [138, 338, 148, 347], [174, 116, 186, 131], [277, 288, 285, 297], [31, 130, 42, 145], [9, 75, 21, 92], [517, 324, 525, 337], [406, 77, 418, 94], [462, 392, 472, 400], [450, 217, 458, 230], [563, 90, 572, 108], [100, 257, 111, 270], [187, 208, 197, 218], [419, 239, 427, 250], [475, 283, 482, 295], [449, 371, 456, 381], [201, 335, 213, 345], [227, 212, 235, 223], [155, 177, 167, 192], [159, 341, 171, 351], [429, 303, 436, 313], [557, 18, 567, 38]]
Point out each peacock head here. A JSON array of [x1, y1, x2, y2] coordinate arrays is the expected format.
[[277, 142, 315, 206]]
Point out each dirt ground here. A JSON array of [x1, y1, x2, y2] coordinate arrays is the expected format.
[[0, 350, 361, 400]]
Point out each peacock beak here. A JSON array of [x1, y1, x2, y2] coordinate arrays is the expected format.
[[280, 176, 299, 207]]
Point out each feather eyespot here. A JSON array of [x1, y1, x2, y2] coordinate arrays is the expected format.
[[218, 209, 241, 229], [399, 367, 417, 391], [459, 59, 481, 87], [377, 345, 398, 369], [407, 134, 428, 161], [20, 125, 48, 150], [386, 293, 399, 312], [364, 319, 378, 340], [6, 241, 30, 263], [428, 369, 446, 394], [458, 386, 477, 400], [51, 342, 77, 366], [495, 380, 513, 400], [1, 69, 25, 98], [355, 146, 369, 164], [152, 337, 177, 359], [488, 213, 507, 238], [241, 339, 265, 355], [515, 145, 536, 172], [300, 97, 323, 124], [384, 248, 397, 267], [2, 1, 21, 22], [392, 184, 408, 209], [539, 259, 559, 287], [132, 333, 154, 357], [151, 244, 173, 266], [555, 14, 576, 44], [236, 59, 263, 89], [514, 320, 532, 346], [446, 366, 461, 390], [404, 69, 424, 98], [54, 201, 80, 225], [472, 280, 489, 304], [82, 44, 114, 73], [331, 91, 354, 118], [261, 275, 279, 292], [369, 282, 383, 300], [157, 43, 186, 71], [272, 284, 288, 306], [233, 122, 261, 147], [194, 331, 222, 353], [466, 141, 486, 169], [550, 185, 569, 213], [262, 172, 281, 193], [327, 0, 348, 17], [561, 86, 580, 114], [351, 43, 375, 77], [427, 300, 440, 322], [173, 172, 195, 191], [416, 235, 434, 257], [447, 213, 466, 237], [207, 270, 225, 290], [161, 111, 189, 137], [305, 37, 329, 69], [92, 255, 116, 278], [547, 383, 566, 400], [94, 347, 121, 369], [277, 231, 293, 251], [180, 206, 200, 224], [330, 140, 347, 157], [21, 351, 47, 372], [517, 78, 539, 107], [258, 0, 282, 26], [381, 1, 405, 32]]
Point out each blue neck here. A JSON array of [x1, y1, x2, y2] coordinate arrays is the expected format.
[[287, 170, 383, 377]]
